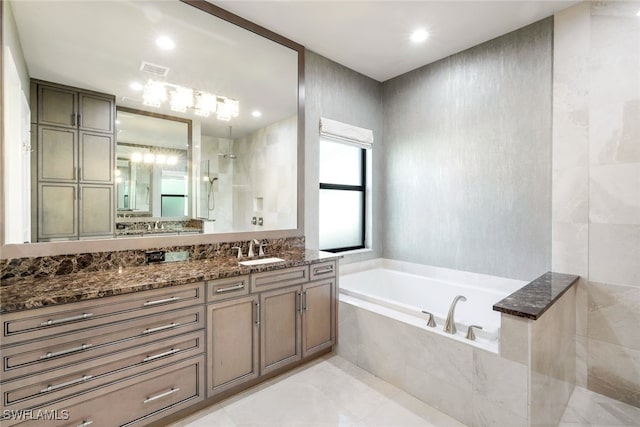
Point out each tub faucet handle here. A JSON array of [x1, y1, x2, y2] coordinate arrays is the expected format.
[[421, 310, 437, 328], [465, 325, 483, 341]]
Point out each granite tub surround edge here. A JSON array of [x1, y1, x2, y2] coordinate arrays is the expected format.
[[0, 247, 338, 314], [0, 237, 305, 282], [493, 271, 579, 320]]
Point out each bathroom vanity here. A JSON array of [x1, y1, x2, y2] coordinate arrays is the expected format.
[[0, 251, 339, 426]]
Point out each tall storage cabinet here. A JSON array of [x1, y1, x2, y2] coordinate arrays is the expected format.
[[32, 80, 115, 241]]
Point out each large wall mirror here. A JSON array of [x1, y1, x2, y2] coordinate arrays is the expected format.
[[1, 0, 304, 256]]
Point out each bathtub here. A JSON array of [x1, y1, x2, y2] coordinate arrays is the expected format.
[[339, 258, 526, 351]]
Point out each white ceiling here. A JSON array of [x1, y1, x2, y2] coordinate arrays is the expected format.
[[213, 0, 579, 82]]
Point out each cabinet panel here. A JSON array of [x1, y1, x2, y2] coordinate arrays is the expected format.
[[250, 266, 308, 293], [79, 185, 113, 237], [79, 132, 113, 183], [260, 286, 301, 375], [38, 126, 77, 182], [37, 85, 77, 128], [302, 279, 335, 358], [2, 283, 204, 345], [1, 331, 203, 413], [79, 93, 114, 133], [207, 295, 259, 396], [5, 356, 205, 427], [309, 261, 336, 281], [207, 275, 249, 303], [38, 183, 77, 240]]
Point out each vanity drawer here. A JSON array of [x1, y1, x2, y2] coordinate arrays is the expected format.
[[1, 330, 204, 414], [1, 282, 204, 345], [309, 261, 336, 281], [250, 266, 309, 293], [207, 275, 249, 303], [6, 355, 205, 427], [1, 305, 205, 381]]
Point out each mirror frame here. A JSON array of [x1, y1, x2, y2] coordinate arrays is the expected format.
[[0, 0, 305, 258]]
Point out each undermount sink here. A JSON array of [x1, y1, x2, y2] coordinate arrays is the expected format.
[[239, 257, 285, 266]]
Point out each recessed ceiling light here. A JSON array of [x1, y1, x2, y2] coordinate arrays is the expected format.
[[129, 82, 143, 91], [251, 110, 262, 118], [410, 29, 429, 43], [156, 36, 175, 50], [636, 9, 640, 16]]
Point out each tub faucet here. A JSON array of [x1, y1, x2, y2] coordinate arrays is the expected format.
[[443, 295, 467, 334]]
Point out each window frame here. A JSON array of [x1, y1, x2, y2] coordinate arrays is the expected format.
[[319, 145, 366, 253]]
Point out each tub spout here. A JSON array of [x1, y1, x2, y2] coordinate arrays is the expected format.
[[443, 295, 467, 334]]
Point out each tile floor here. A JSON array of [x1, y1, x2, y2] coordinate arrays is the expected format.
[[170, 355, 640, 427]]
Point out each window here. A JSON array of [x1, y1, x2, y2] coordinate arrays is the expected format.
[[319, 139, 366, 252]]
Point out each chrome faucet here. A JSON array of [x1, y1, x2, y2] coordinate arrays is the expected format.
[[443, 295, 467, 334], [248, 239, 259, 257]]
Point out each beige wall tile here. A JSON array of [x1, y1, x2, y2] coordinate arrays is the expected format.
[[551, 222, 589, 278], [499, 313, 530, 365], [587, 281, 640, 351], [588, 337, 640, 407], [590, 163, 640, 225], [589, 224, 640, 287]]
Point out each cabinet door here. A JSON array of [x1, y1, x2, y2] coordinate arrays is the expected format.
[[79, 185, 113, 237], [260, 286, 302, 375], [79, 131, 113, 183], [79, 93, 114, 133], [302, 279, 335, 358], [37, 85, 77, 128], [207, 295, 259, 396], [38, 183, 77, 240], [38, 126, 77, 182]]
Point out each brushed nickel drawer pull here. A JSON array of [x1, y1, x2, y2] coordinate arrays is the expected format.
[[143, 348, 181, 362], [76, 420, 93, 427], [40, 343, 92, 359], [143, 322, 180, 334], [297, 291, 303, 314], [40, 313, 93, 327], [215, 283, 245, 294], [313, 266, 334, 275], [143, 387, 180, 404], [303, 291, 308, 311], [41, 374, 92, 393], [143, 296, 180, 306]]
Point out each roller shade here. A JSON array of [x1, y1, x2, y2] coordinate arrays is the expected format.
[[319, 117, 373, 149]]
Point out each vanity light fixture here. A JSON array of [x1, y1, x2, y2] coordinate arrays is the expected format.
[[156, 36, 175, 50], [251, 110, 262, 118], [131, 152, 143, 163], [410, 28, 429, 43], [143, 153, 155, 164], [141, 79, 238, 121], [155, 154, 167, 165], [167, 156, 178, 165], [169, 86, 194, 113]]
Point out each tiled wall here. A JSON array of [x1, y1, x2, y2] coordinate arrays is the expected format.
[[381, 18, 553, 281], [339, 291, 579, 427], [233, 116, 298, 232], [553, 1, 640, 407]]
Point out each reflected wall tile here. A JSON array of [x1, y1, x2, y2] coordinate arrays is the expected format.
[[587, 281, 640, 351], [499, 313, 530, 365], [589, 224, 640, 287], [588, 338, 640, 407], [589, 100, 640, 166], [590, 163, 640, 225], [552, 167, 589, 223], [552, 222, 589, 278]]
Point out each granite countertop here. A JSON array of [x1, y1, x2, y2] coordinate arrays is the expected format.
[[0, 249, 340, 314], [114, 227, 203, 236], [493, 271, 579, 320]]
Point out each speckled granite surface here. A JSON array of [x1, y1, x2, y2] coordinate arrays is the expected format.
[[0, 248, 339, 314], [493, 271, 579, 320], [0, 237, 305, 281]]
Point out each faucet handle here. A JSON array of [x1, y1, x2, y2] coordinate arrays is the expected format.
[[258, 241, 267, 257], [421, 310, 437, 327], [232, 246, 243, 259], [465, 325, 483, 341]]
